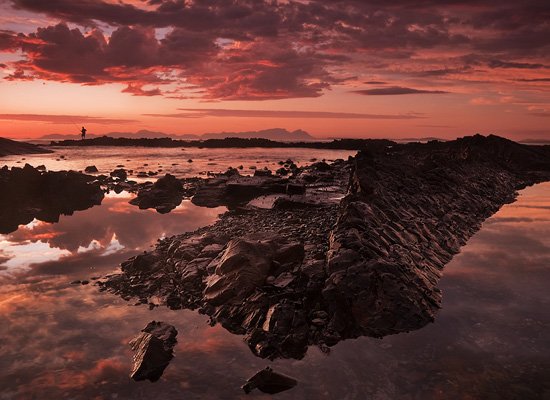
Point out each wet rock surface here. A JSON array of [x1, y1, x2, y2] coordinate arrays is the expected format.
[[129, 173, 195, 213], [324, 135, 550, 339], [129, 321, 178, 382], [191, 173, 296, 209], [100, 135, 550, 360], [0, 164, 104, 234]]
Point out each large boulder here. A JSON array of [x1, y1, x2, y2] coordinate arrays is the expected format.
[[204, 238, 275, 306], [129, 174, 184, 213], [129, 321, 178, 382], [110, 168, 127, 180]]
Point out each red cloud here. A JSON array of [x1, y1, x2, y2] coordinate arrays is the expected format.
[[2, 0, 549, 101], [0, 113, 137, 124], [144, 108, 423, 119], [353, 86, 449, 95]]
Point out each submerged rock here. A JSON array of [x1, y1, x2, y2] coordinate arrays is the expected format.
[[129, 321, 178, 382], [242, 367, 297, 394]]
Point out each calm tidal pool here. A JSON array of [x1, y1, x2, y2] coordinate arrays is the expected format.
[[1, 175, 549, 399]]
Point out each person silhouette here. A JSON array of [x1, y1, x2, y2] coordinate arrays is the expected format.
[[81, 126, 87, 140]]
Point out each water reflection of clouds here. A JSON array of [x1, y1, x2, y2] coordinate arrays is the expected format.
[[3, 196, 224, 256], [1, 183, 549, 398], [0, 239, 71, 272]]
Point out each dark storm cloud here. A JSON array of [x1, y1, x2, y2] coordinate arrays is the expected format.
[[353, 86, 449, 95], [514, 78, 550, 82], [144, 108, 423, 119], [487, 60, 546, 69], [0, 113, 137, 124], [2, 0, 549, 100]]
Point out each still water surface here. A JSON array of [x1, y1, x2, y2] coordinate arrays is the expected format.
[[1, 146, 357, 179], [0, 152, 549, 399]]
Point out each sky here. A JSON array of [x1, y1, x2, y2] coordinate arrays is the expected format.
[[0, 0, 548, 140]]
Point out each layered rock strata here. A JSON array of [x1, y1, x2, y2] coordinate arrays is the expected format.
[[100, 135, 550, 359]]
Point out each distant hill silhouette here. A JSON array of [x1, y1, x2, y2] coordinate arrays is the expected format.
[[202, 128, 315, 141], [40, 128, 316, 141]]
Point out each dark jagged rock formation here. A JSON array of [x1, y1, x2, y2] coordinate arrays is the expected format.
[[192, 172, 303, 209], [100, 160, 349, 359], [51, 136, 394, 150], [0, 137, 52, 157], [0, 164, 104, 234], [129, 174, 194, 213], [100, 135, 550, 360], [323, 135, 550, 339], [129, 321, 178, 382], [242, 367, 297, 394]]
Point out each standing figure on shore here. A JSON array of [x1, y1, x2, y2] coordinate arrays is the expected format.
[[81, 126, 87, 140]]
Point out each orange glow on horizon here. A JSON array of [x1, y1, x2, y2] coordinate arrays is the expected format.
[[0, 1, 548, 141]]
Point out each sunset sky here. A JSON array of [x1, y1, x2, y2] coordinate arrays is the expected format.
[[0, 0, 548, 140]]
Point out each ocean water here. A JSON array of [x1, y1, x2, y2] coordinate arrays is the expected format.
[[1, 146, 357, 179], [0, 149, 549, 399]]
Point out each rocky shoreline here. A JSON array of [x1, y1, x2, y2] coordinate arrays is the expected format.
[[98, 135, 550, 360], [3, 134, 549, 361], [0, 137, 52, 157], [50, 136, 393, 150]]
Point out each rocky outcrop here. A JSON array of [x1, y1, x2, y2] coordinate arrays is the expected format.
[[51, 136, 394, 150], [129, 174, 192, 213], [0, 164, 104, 234], [191, 174, 300, 208], [0, 137, 52, 157], [323, 135, 550, 339], [100, 135, 550, 360], [129, 321, 178, 382], [110, 168, 127, 180]]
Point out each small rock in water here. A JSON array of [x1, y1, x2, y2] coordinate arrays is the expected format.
[[242, 367, 297, 394], [110, 168, 127, 180], [129, 321, 178, 382], [84, 165, 98, 173]]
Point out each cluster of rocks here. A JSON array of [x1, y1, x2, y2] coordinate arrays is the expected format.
[[100, 160, 349, 359], [129, 174, 196, 213], [0, 164, 104, 234], [100, 135, 550, 360]]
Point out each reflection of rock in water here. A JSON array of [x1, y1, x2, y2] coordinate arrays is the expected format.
[[129, 173, 188, 213], [101, 135, 550, 360], [242, 367, 297, 394], [0, 164, 104, 234], [129, 321, 178, 382]]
